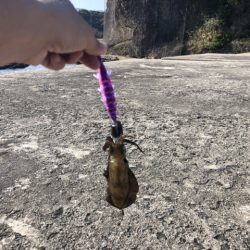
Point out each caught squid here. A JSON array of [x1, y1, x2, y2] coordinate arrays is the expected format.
[[96, 58, 143, 209], [103, 121, 143, 209]]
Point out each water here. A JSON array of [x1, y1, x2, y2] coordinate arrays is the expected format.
[[0, 64, 77, 75], [0, 65, 45, 75]]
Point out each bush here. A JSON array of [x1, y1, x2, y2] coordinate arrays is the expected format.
[[188, 17, 231, 52]]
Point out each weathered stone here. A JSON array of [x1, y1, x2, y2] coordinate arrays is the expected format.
[[0, 53, 249, 249], [104, 0, 250, 57], [105, 0, 187, 58]]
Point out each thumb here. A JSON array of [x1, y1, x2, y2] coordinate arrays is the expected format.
[[85, 39, 107, 56]]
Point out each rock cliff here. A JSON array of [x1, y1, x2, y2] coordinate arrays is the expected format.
[[104, 0, 189, 57], [104, 0, 250, 57]]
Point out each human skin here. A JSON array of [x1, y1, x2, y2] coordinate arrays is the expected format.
[[0, 0, 107, 70]]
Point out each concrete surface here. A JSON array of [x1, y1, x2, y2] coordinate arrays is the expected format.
[[0, 53, 249, 250]]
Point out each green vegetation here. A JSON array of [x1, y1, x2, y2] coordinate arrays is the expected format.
[[230, 38, 250, 53], [185, 0, 249, 54], [188, 17, 231, 52]]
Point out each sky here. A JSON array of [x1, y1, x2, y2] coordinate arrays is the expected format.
[[70, 0, 107, 11]]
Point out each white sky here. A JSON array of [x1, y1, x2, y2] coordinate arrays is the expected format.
[[70, 0, 107, 11]]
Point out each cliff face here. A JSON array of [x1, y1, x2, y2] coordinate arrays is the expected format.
[[104, 0, 187, 57], [104, 0, 250, 57]]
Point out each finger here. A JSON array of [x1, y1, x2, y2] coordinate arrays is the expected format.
[[75, 18, 107, 56], [62, 51, 83, 64], [79, 53, 100, 70], [23, 51, 47, 66], [42, 53, 66, 70]]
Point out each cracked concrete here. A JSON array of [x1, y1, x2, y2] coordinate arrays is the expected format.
[[0, 53, 249, 249]]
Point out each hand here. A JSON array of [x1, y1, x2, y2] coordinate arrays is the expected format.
[[0, 0, 107, 70]]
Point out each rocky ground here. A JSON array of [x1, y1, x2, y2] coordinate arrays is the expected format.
[[0, 54, 249, 250]]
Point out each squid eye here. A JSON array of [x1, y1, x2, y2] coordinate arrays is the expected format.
[[123, 158, 128, 164]]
